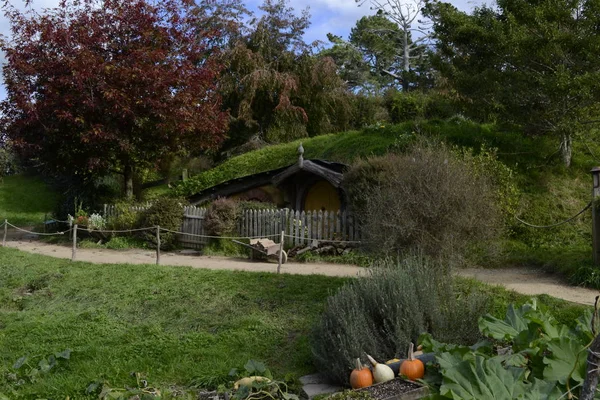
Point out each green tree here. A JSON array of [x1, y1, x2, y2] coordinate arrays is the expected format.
[[218, 0, 352, 152], [356, 0, 433, 91], [425, 0, 600, 167]]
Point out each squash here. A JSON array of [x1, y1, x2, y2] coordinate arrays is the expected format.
[[233, 376, 271, 390], [366, 354, 395, 383], [385, 358, 401, 365], [350, 358, 373, 389], [399, 343, 425, 381]]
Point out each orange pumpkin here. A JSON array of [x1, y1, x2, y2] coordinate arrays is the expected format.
[[350, 358, 373, 389], [399, 343, 424, 381]]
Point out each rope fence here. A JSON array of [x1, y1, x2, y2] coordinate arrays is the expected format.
[[515, 201, 592, 229], [0, 218, 362, 272]]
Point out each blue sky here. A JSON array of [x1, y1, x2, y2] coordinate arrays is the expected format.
[[0, 0, 488, 100]]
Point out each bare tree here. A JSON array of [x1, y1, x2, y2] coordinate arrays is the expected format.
[[356, 0, 432, 91]]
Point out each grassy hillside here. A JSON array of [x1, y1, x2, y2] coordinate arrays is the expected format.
[[0, 175, 59, 225], [174, 120, 599, 281], [0, 247, 587, 397]]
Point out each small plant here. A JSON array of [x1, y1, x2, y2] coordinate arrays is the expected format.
[[87, 213, 106, 230], [87, 372, 197, 399], [7, 349, 71, 385], [226, 360, 299, 400], [139, 196, 186, 249], [205, 197, 239, 236]]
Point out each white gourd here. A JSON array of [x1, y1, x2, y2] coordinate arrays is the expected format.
[[366, 354, 395, 383]]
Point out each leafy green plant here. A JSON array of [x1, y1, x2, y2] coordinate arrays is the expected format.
[[420, 300, 596, 399], [139, 196, 186, 249], [7, 349, 71, 386], [87, 372, 198, 399], [226, 360, 299, 400]]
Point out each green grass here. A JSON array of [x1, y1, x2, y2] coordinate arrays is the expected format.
[[0, 247, 591, 398], [0, 246, 349, 398], [0, 175, 59, 225]]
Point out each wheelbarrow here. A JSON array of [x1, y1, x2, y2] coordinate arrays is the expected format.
[[232, 238, 288, 264]]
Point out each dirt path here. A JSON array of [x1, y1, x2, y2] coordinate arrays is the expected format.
[[2, 239, 365, 277], [458, 268, 599, 306], [3, 237, 599, 305]]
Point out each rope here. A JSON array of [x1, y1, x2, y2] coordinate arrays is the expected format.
[[283, 234, 361, 244], [74, 225, 156, 233], [515, 201, 592, 228], [158, 227, 280, 240], [6, 222, 70, 236]]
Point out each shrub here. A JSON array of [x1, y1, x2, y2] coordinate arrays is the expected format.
[[385, 92, 427, 123], [343, 140, 502, 260], [205, 198, 239, 236], [139, 196, 186, 249], [310, 255, 488, 385], [106, 202, 142, 232]]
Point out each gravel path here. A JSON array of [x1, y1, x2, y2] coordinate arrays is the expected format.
[[3, 235, 599, 305], [2, 238, 365, 277]]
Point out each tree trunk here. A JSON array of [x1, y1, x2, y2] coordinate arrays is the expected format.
[[561, 132, 573, 167], [581, 329, 600, 399], [402, 29, 410, 92], [124, 164, 134, 199]]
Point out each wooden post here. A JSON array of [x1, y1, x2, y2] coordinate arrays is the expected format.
[[2, 219, 7, 247], [592, 167, 600, 265], [277, 230, 284, 274], [156, 225, 161, 265], [71, 224, 78, 261]]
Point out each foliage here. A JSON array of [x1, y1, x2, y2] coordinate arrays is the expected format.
[[355, 0, 433, 91], [225, 360, 299, 400], [343, 140, 503, 260], [0, 246, 348, 397], [385, 91, 457, 123], [3, 349, 71, 392], [1, 0, 228, 197], [425, 0, 600, 166], [205, 198, 240, 236], [310, 256, 489, 385], [0, 175, 58, 225], [139, 197, 186, 249], [420, 300, 596, 399], [106, 202, 142, 232], [0, 140, 19, 179], [217, 0, 352, 151]]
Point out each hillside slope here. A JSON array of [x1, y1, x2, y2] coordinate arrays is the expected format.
[[174, 120, 599, 279], [0, 175, 59, 225]]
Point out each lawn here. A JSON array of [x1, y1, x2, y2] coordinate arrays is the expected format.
[[0, 246, 590, 398], [0, 175, 59, 225], [0, 246, 349, 398]]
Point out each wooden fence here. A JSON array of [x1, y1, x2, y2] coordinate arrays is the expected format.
[[103, 205, 360, 249]]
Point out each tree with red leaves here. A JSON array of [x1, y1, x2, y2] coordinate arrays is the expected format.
[[1, 0, 228, 198]]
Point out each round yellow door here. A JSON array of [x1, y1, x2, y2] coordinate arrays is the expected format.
[[304, 180, 341, 212]]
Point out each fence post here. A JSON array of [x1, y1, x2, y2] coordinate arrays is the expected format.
[[156, 225, 161, 265], [277, 230, 284, 274], [592, 167, 600, 265], [2, 219, 7, 247], [71, 224, 78, 261]]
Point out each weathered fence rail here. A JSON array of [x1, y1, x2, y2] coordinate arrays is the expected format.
[[103, 205, 360, 249]]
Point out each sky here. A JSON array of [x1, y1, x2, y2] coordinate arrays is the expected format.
[[0, 0, 489, 100]]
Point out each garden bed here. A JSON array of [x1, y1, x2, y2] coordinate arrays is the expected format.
[[355, 378, 428, 400]]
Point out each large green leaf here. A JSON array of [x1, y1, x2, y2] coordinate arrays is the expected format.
[[543, 336, 587, 384], [439, 355, 562, 399], [479, 303, 533, 341]]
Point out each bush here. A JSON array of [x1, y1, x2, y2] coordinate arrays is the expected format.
[[106, 202, 142, 232], [310, 256, 488, 385], [385, 92, 427, 123], [139, 196, 186, 249], [204, 198, 239, 236], [343, 140, 502, 260]]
